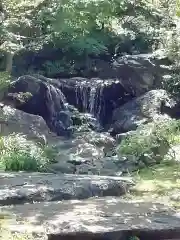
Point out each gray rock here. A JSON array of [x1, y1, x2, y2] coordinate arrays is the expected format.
[[111, 89, 175, 134], [112, 53, 172, 96], [49, 159, 76, 174], [49, 131, 118, 175], [79, 131, 115, 149], [116, 131, 136, 144], [0, 172, 134, 205], [0, 104, 58, 145], [2, 197, 180, 239]]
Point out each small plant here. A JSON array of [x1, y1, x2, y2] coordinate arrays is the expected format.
[[0, 133, 56, 172], [7, 92, 32, 104]]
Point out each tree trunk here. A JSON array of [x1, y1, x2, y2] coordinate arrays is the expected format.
[[5, 52, 13, 73]]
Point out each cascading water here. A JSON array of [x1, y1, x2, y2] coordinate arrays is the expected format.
[[96, 86, 104, 121], [46, 84, 67, 114], [89, 86, 96, 115], [73, 78, 105, 122], [75, 84, 89, 113]]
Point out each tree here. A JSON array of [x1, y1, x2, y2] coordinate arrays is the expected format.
[[0, 0, 50, 72], [0, 0, 178, 77]]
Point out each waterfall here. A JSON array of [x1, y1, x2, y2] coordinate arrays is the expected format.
[[96, 86, 104, 121], [89, 86, 96, 115], [88, 85, 104, 121], [76, 85, 89, 113], [46, 84, 67, 118]]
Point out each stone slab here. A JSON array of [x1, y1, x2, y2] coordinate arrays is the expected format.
[[1, 197, 180, 239], [0, 172, 134, 205]]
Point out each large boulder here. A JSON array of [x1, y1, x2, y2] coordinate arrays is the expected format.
[[111, 53, 172, 96], [110, 89, 176, 134], [0, 172, 133, 205], [0, 104, 58, 145], [2, 75, 73, 136]]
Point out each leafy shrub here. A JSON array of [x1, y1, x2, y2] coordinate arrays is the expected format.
[[43, 59, 76, 77], [0, 133, 55, 171], [162, 74, 180, 98], [117, 118, 180, 165], [157, 1, 180, 96], [161, 26, 180, 97]]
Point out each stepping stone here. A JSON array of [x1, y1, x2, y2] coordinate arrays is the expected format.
[[0, 172, 134, 205], [1, 197, 180, 240]]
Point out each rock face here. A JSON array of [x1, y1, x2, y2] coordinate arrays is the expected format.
[[34, 53, 171, 125], [12, 50, 171, 90], [111, 89, 176, 134], [1, 53, 180, 240], [34, 75, 134, 126]]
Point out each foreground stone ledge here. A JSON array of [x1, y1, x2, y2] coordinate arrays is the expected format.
[[1, 197, 180, 240], [0, 172, 134, 205]]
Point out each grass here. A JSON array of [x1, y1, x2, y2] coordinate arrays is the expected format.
[[124, 160, 180, 209]]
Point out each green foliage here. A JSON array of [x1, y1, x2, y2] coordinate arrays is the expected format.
[[162, 74, 180, 98], [0, 71, 11, 100], [6, 91, 32, 104], [118, 118, 180, 164], [0, 71, 10, 89], [43, 59, 76, 76], [177, 0, 180, 17], [2, 0, 174, 76], [161, 22, 180, 97], [0, 133, 55, 171]]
